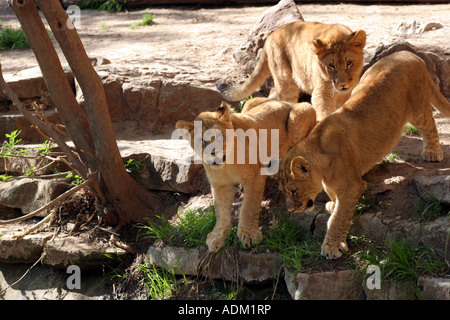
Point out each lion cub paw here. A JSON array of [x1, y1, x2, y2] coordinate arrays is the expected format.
[[422, 148, 444, 162], [321, 237, 349, 260], [237, 228, 263, 248], [206, 228, 230, 253], [325, 201, 335, 214]]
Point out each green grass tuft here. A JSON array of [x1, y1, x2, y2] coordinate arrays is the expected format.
[[0, 26, 29, 50], [78, 0, 128, 12]]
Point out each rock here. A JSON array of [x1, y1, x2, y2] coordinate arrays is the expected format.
[[0, 66, 74, 104], [146, 244, 282, 284], [120, 139, 209, 194], [42, 235, 128, 270], [77, 64, 223, 131], [157, 82, 222, 130], [414, 175, 450, 206], [312, 213, 329, 239], [0, 261, 111, 299], [232, 0, 304, 75], [202, 249, 282, 284], [395, 20, 443, 35], [146, 245, 200, 275], [179, 194, 214, 214], [364, 42, 450, 100], [0, 178, 71, 216], [0, 110, 62, 144], [357, 212, 389, 242], [0, 230, 128, 270], [285, 269, 364, 300], [288, 208, 318, 233], [0, 233, 51, 264], [0, 147, 69, 175], [417, 276, 450, 300], [420, 217, 449, 260], [364, 279, 416, 300]]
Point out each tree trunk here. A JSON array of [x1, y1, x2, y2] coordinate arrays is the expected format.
[[8, 0, 160, 229], [8, 0, 96, 173]]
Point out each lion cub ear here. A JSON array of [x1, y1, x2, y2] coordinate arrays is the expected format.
[[290, 156, 311, 180], [311, 38, 326, 55], [217, 101, 232, 122], [349, 30, 366, 49]]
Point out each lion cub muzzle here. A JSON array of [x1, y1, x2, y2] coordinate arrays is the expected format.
[[286, 197, 315, 212]]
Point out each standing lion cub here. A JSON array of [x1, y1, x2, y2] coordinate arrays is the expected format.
[[176, 98, 316, 252], [218, 21, 366, 120], [278, 51, 450, 259]]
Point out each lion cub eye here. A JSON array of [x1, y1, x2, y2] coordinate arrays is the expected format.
[[291, 190, 297, 197], [328, 63, 335, 70], [346, 60, 353, 67]]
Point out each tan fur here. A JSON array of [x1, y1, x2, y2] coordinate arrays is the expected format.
[[278, 51, 450, 259], [219, 21, 366, 121], [176, 98, 316, 252]]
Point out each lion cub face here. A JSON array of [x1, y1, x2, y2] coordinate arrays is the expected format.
[[279, 155, 323, 213], [312, 25, 366, 93], [176, 102, 233, 168]]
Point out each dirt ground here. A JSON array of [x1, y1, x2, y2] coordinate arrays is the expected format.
[[0, 2, 449, 299], [0, 2, 449, 86]]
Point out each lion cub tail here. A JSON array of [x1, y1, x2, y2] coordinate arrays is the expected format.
[[217, 49, 270, 101], [430, 77, 450, 117]]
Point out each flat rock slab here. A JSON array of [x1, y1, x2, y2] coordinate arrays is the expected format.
[[284, 269, 364, 300], [43, 235, 128, 270], [363, 279, 416, 300], [118, 139, 209, 194], [0, 178, 71, 216], [0, 261, 110, 300], [418, 276, 450, 300], [312, 212, 449, 260], [0, 232, 128, 270], [0, 233, 52, 264], [80, 64, 223, 132], [0, 66, 74, 104], [146, 245, 282, 284], [414, 175, 450, 206]]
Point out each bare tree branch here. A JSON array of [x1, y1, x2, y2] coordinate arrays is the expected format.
[[0, 179, 90, 225], [0, 62, 88, 179], [6, 0, 161, 230], [7, 0, 97, 172]]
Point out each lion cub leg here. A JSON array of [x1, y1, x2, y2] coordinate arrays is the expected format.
[[321, 180, 366, 260], [271, 73, 301, 103], [311, 84, 336, 121], [410, 111, 443, 161], [206, 183, 235, 253], [237, 177, 266, 247], [323, 183, 337, 214]]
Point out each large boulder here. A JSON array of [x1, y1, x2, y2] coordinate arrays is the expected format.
[[232, 0, 304, 75], [119, 139, 209, 194], [0, 178, 71, 216], [77, 64, 223, 132]]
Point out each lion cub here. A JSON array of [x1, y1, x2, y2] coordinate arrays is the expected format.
[[176, 98, 316, 252], [218, 21, 366, 120], [278, 51, 450, 259]]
